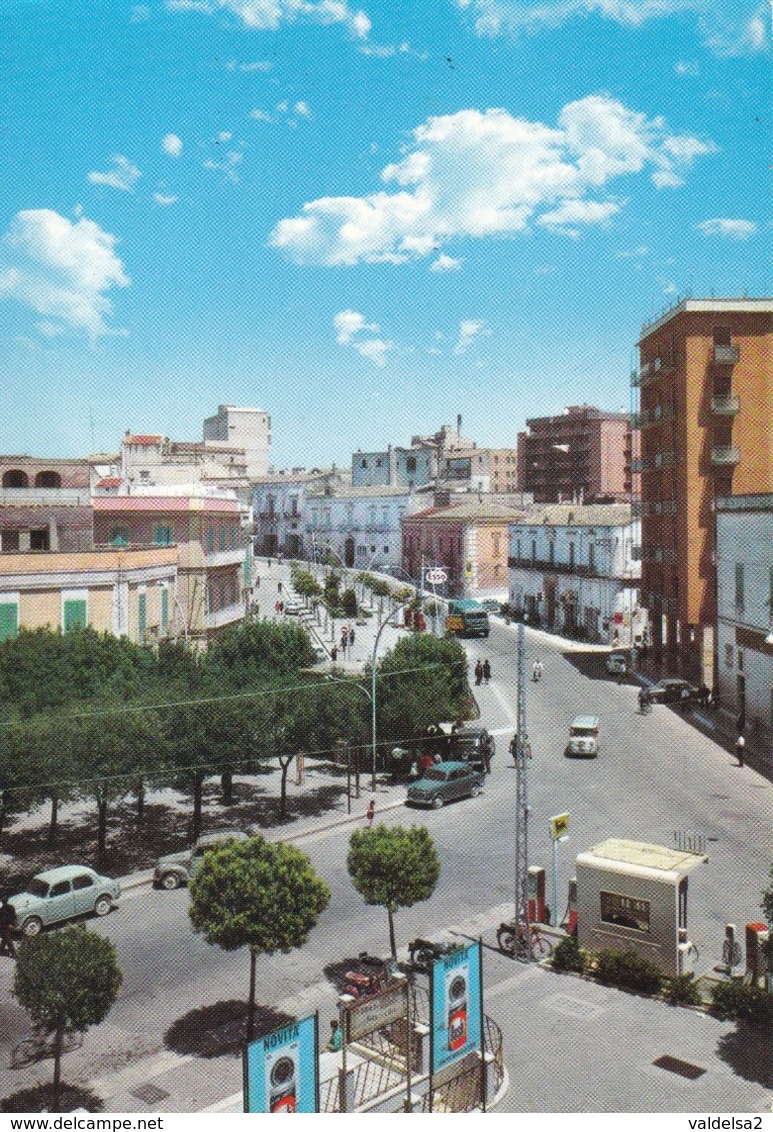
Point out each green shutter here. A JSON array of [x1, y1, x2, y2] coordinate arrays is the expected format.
[[219, 527, 226, 552], [160, 587, 169, 633], [138, 592, 147, 641], [109, 528, 128, 546], [0, 603, 19, 641], [207, 527, 215, 553], [244, 544, 251, 587], [63, 600, 87, 632], [153, 525, 172, 546]]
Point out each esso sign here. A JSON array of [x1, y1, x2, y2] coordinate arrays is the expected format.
[[425, 568, 447, 584]]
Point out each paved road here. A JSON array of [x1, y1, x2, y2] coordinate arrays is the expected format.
[[1, 616, 771, 1112]]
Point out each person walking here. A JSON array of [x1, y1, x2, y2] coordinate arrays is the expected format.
[[0, 895, 16, 959], [735, 733, 745, 767], [366, 798, 376, 827], [326, 1019, 343, 1052], [482, 659, 491, 685], [348, 626, 355, 650], [474, 660, 483, 686]]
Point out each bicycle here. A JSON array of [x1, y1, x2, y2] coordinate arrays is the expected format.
[[497, 921, 554, 961]]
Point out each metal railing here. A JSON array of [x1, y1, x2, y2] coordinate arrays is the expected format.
[[711, 393, 740, 414]]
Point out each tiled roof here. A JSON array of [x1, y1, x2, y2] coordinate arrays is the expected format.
[[405, 500, 526, 523], [124, 434, 163, 446], [93, 495, 240, 513], [96, 477, 123, 488]]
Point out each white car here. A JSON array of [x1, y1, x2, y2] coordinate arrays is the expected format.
[[9, 865, 121, 936]]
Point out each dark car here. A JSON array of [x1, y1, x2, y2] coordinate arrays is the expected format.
[[406, 761, 484, 808], [648, 678, 700, 705], [447, 724, 495, 773]]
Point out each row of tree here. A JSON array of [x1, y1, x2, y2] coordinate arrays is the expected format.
[[0, 623, 470, 859]]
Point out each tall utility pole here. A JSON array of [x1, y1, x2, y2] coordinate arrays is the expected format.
[[514, 620, 531, 958]]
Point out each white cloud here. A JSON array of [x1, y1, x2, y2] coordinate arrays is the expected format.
[[538, 197, 621, 235], [169, 0, 372, 37], [87, 154, 141, 192], [0, 209, 129, 339], [454, 319, 487, 354], [695, 217, 757, 239], [153, 192, 179, 206], [674, 60, 699, 75], [454, 0, 769, 56], [430, 253, 462, 271], [333, 308, 393, 365], [216, 130, 233, 143], [294, 100, 311, 117], [162, 133, 183, 157], [227, 59, 273, 70], [271, 96, 714, 265], [131, 5, 151, 20], [204, 150, 244, 182], [250, 108, 274, 121]]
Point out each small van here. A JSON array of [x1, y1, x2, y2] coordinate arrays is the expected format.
[[566, 715, 600, 758]]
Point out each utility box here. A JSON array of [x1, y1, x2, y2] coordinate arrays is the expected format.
[[575, 838, 707, 977]]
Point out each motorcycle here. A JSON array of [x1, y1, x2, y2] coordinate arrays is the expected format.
[[532, 664, 543, 683], [339, 952, 396, 1000], [408, 937, 463, 974]]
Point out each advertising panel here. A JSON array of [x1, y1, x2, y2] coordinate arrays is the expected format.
[[243, 1014, 318, 1113], [430, 942, 482, 1076]]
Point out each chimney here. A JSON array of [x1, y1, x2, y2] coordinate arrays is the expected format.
[[457, 413, 462, 436]]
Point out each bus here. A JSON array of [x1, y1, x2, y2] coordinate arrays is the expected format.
[[445, 599, 490, 638]]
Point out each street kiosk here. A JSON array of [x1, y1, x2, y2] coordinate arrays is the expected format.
[[575, 838, 707, 977]]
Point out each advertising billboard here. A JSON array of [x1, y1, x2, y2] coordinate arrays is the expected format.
[[243, 1014, 318, 1113], [430, 942, 482, 1077]]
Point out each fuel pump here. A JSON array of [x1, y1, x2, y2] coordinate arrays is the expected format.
[[745, 923, 769, 987], [528, 866, 547, 924]]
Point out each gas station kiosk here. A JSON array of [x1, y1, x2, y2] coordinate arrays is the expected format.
[[575, 838, 708, 977]]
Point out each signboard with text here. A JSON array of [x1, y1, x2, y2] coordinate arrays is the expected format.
[[550, 812, 570, 840], [243, 1014, 318, 1114], [430, 942, 482, 1076]]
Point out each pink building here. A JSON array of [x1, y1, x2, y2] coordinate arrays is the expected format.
[[93, 494, 250, 647], [402, 499, 526, 598]]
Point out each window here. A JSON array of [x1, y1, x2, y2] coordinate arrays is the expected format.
[[63, 598, 87, 633], [569, 542, 575, 569], [152, 525, 172, 545], [734, 563, 744, 610], [139, 470, 150, 481], [0, 601, 19, 641], [35, 471, 61, 488], [30, 528, 49, 551], [138, 590, 147, 641], [72, 874, 94, 891], [160, 585, 169, 634], [230, 525, 237, 549], [406, 456, 417, 473], [600, 890, 650, 933], [207, 527, 215, 553], [548, 541, 554, 565], [713, 327, 732, 346], [230, 577, 237, 605], [531, 539, 536, 563], [1, 531, 20, 552], [361, 459, 367, 468], [588, 544, 595, 572], [50, 881, 71, 898], [725, 643, 734, 668], [218, 527, 227, 552]]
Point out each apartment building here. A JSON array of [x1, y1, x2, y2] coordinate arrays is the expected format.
[[0, 545, 178, 643], [0, 456, 93, 553], [440, 447, 519, 494], [507, 504, 644, 645], [715, 494, 773, 763], [634, 298, 773, 683], [305, 484, 422, 570], [517, 405, 638, 504], [93, 492, 249, 647], [203, 404, 271, 479]]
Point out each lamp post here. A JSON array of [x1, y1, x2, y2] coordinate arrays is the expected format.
[[370, 602, 407, 792]]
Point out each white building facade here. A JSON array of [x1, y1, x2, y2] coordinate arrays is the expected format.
[[306, 485, 422, 570], [716, 494, 773, 760], [507, 504, 645, 645], [203, 404, 271, 479]]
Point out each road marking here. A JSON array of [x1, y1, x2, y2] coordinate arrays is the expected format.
[[89, 1048, 194, 1099]]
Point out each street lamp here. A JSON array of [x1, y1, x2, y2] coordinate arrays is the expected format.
[[370, 601, 407, 792]]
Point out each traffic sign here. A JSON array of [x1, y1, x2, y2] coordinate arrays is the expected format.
[[425, 568, 447, 584], [550, 812, 570, 840]]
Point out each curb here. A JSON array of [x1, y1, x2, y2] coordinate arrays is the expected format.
[[116, 796, 407, 891]]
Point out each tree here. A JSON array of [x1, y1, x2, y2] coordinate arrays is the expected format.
[[13, 926, 122, 1111], [341, 588, 358, 618], [189, 837, 330, 1039], [347, 824, 441, 958], [373, 634, 471, 744], [762, 864, 773, 991]]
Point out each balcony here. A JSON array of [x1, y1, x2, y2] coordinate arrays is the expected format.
[[205, 546, 247, 568], [710, 446, 741, 466], [205, 602, 245, 630], [629, 369, 641, 388], [711, 393, 740, 415], [714, 344, 739, 365]]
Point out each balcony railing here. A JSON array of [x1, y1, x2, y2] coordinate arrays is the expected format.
[[204, 546, 247, 567], [710, 445, 741, 466], [714, 344, 739, 365], [711, 393, 740, 415]]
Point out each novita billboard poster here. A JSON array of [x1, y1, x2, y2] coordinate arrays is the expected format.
[[430, 941, 482, 1075], [243, 1014, 318, 1113]]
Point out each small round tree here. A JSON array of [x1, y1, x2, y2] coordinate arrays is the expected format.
[[13, 926, 123, 1111], [189, 836, 331, 1038], [347, 824, 441, 958]]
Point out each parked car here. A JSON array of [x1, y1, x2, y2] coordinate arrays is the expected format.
[[565, 715, 600, 758], [481, 599, 502, 614], [447, 724, 496, 773], [406, 761, 484, 808], [648, 678, 700, 705], [9, 865, 121, 937], [154, 829, 250, 890]]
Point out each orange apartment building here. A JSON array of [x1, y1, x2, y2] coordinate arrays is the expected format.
[[634, 298, 773, 683]]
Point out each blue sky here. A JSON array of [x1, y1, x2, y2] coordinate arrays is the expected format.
[[1, 0, 769, 467]]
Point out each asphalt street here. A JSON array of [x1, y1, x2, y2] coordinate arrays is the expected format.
[[1, 614, 771, 1113]]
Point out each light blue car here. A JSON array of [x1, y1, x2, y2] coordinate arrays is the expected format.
[[9, 865, 121, 937]]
